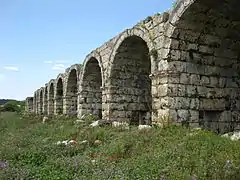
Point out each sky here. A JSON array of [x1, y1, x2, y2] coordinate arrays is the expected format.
[[0, 0, 174, 100]]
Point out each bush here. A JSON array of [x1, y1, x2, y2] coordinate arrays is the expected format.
[[3, 101, 22, 113]]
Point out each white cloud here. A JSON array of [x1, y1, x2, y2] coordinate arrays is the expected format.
[[52, 64, 65, 71], [44, 60, 53, 64], [4, 66, 19, 71]]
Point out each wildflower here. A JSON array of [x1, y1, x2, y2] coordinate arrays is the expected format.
[[0, 161, 8, 168], [225, 160, 231, 169], [91, 160, 96, 164]]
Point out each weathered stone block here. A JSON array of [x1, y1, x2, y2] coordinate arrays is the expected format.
[[199, 98, 226, 110], [189, 110, 199, 122], [190, 98, 200, 110], [158, 84, 168, 97], [177, 110, 189, 122], [180, 73, 190, 84]]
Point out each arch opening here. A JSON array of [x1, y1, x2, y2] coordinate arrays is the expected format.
[[109, 35, 152, 125], [30, 98, 33, 112], [34, 94, 37, 114], [80, 57, 102, 119], [44, 87, 48, 114], [49, 83, 54, 115], [168, 0, 240, 133], [39, 90, 43, 114], [56, 78, 63, 114], [66, 69, 78, 116], [26, 97, 33, 113]]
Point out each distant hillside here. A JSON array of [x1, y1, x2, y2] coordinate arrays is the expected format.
[[0, 99, 25, 105], [0, 99, 11, 105]]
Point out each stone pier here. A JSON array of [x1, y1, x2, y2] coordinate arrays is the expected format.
[[25, 97, 33, 113]]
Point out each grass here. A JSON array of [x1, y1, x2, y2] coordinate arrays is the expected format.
[[0, 112, 240, 179]]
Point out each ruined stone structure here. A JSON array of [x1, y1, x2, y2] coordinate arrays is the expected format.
[[64, 64, 81, 116], [25, 0, 240, 133], [54, 73, 65, 115], [47, 79, 55, 115], [43, 84, 48, 115], [25, 97, 33, 113]]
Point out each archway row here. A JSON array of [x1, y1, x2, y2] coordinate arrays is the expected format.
[[79, 28, 156, 125], [43, 29, 155, 125]]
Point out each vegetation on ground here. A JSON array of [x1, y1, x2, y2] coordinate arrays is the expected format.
[[0, 100, 25, 113], [0, 112, 240, 179]]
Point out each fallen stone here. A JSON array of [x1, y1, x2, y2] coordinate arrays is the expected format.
[[94, 140, 102, 145], [90, 120, 99, 127], [42, 116, 48, 123], [79, 140, 88, 144], [112, 121, 130, 130], [80, 114, 86, 120], [221, 131, 240, 141], [90, 120, 111, 127], [75, 119, 84, 123], [55, 139, 77, 146], [138, 125, 152, 130]]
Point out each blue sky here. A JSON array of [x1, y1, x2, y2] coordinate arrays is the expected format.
[[0, 0, 174, 100]]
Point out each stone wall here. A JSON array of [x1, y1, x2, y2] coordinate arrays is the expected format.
[[25, 97, 33, 113], [43, 84, 48, 115], [36, 89, 40, 114], [54, 73, 65, 115], [33, 91, 38, 114], [63, 64, 81, 116], [160, 0, 240, 133], [78, 56, 103, 119], [27, 0, 240, 133], [47, 79, 55, 115], [38, 87, 44, 114]]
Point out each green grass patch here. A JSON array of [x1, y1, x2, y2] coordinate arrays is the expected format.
[[0, 112, 240, 179]]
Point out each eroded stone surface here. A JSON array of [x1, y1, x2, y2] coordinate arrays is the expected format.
[[48, 79, 55, 115], [64, 64, 81, 116], [54, 74, 65, 115], [25, 97, 33, 113]]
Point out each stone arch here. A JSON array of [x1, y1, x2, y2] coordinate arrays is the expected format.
[[107, 28, 156, 80], [55, 74, 64, 115], [34, 91, 37, 114], [48, 79, 55, 115], [79, 52, 104, 119], [43, 84, 48, 114], [107, 33, 153, 125], [80, 51, 104, 87], [39, 88, 44, 114], [26, 97, 33, 113], [164, 0, 240, 133], [65, 64, 81, 116]]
